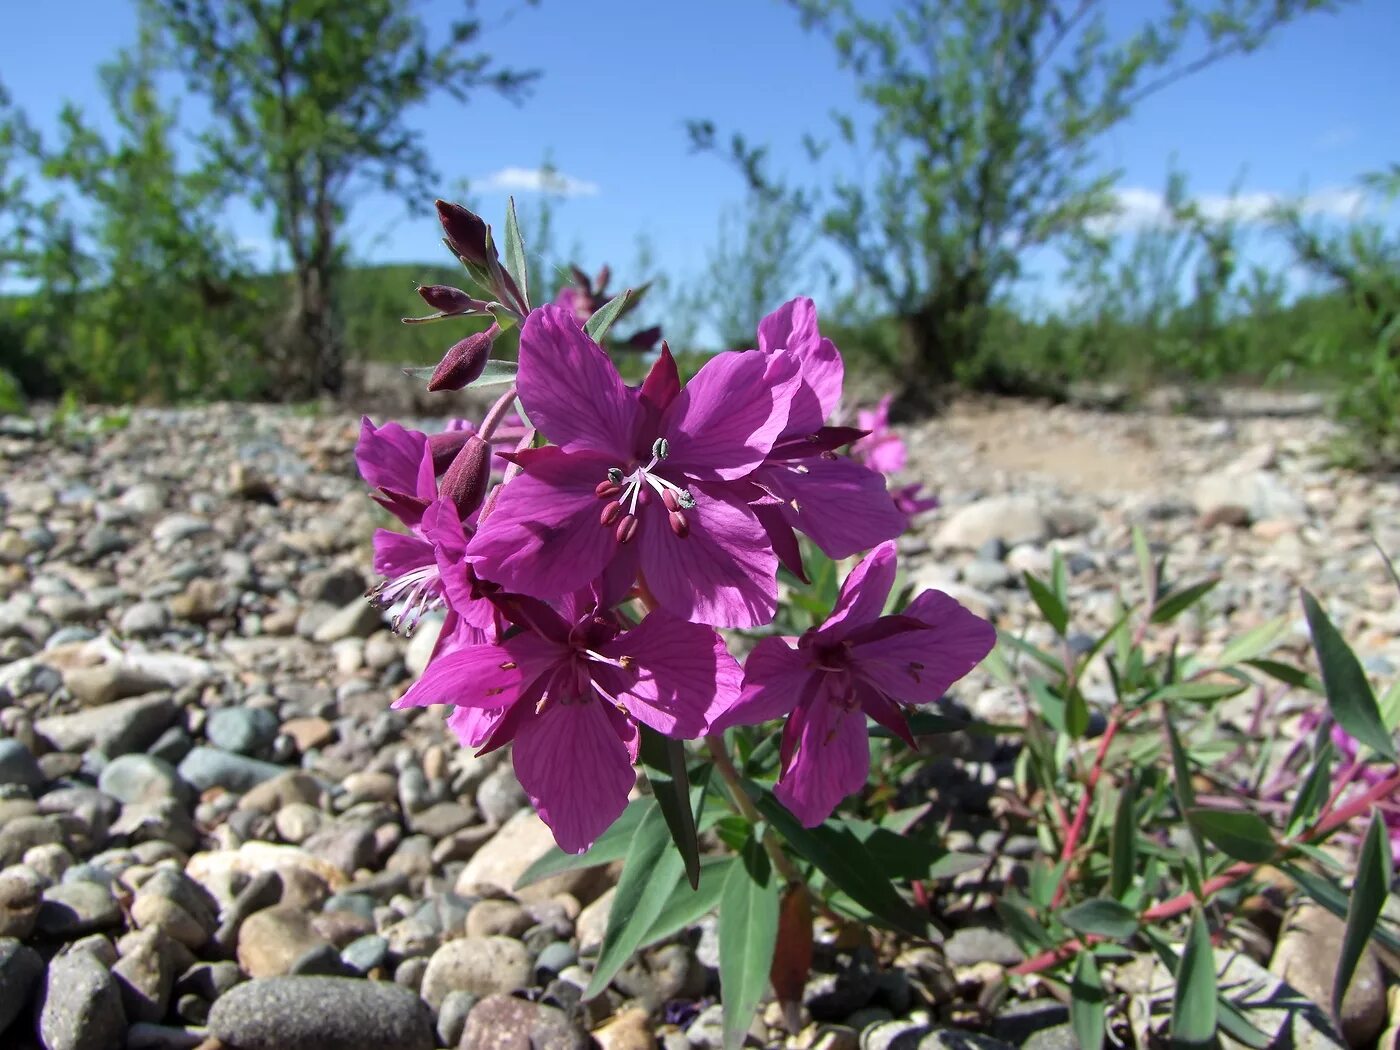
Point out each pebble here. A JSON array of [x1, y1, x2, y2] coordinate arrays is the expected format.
[[0, 936, 44, 1033], [35, 693, 177, 756], [98, 753, 186, 805], [38, 948, 128, 1050], [0, 739, 44, 795], [208, 975, 434, 1050], [419, 934, 534, 1010], [177, 746, 284, 792], [36, 880, 123, 937], [205, 706, 280, 756], [460, 993, 589, 1050]]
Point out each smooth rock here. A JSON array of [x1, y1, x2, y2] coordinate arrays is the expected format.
[[131, 868, 219, 949], [112, 927, 177, 1024], [207, 974, 433, 1050], [0, 739, 44, 795], [0, 937, 43, 1034], [934, 496, 1048, 550], [419, 935, 534, 1011], [459, 993, 589, 1050], [944, 927, 1024, 967], [63, 664, 167, 707], [1272, 904, 1386, 1046], [37, 948, 127, 1050], [0, 865, 43, 939], [206, 707, 280, 757], [35, 693, 176, 756], [177, 746, 284, 793], [312, 600, 384, 644], [455, 809, 611, 904], [35, 880, 123, 937], [98, 753, 185, 805], [237, 906, 331, 978]]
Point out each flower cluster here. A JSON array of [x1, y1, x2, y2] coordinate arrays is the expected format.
[[357, 201, 995, 852]]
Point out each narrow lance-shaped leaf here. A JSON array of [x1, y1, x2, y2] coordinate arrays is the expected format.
[[585, 804, 685, 999], [1151, 577, 1220, 624], [584, 288, 634, 344], [1170, 908, 1218, 1049], [719, 837, 780, 1050], [639, 727, 702, 889], [1025, 570, 1069, 636], [642, 856, 734, 949], [1215, 617, 1286, 668], [1333, 810, 1395, 1022], [1302, 589, 1397, 760], [1060, 897, 1139, 940], [1285, 738, 1334, 836], [1186, 807, 1277, 864], [502, 195, 529, 310], [1070, 950, 1106, 1050], [1110, 773, 1137, 899]]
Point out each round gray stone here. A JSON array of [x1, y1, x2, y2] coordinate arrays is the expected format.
[[38, 949, 127, 1050], [206, 707, 280, 757], [208, 975, 434, 1050], [0, 937, 44, 1034], [0, 740, 43, 795]]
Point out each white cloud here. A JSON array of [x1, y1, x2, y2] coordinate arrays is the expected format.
[[1090, 185, 1366, 235], [474, 166, 600, 198]]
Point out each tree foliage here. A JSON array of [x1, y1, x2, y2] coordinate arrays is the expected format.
[[141, 0, 536, 395], [690, 0, 1346, 410]]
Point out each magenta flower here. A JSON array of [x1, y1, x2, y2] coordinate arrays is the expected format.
[[853, 395, 907, 475], [467, 304, 802, 628], [356, 416, 438, 527], [394, 592, 741, 852], [748, 299, 907, 573], [714, 541, 995, 826]]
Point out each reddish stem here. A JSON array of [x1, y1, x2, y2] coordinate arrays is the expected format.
[[477, 383, 518, 442], [1049, 712, 1122, 908]]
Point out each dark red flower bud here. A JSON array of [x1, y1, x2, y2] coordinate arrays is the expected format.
[[436, 200, 490, 268], [428, 323, 498, 392], [440, 436, 492, 518], [427, 429, 472, 474], [417, 284, 475, 315]]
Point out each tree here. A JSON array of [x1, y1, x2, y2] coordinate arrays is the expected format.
[[690, 0, 1344, 412], [27, 30, 266, 401], [143, 0, 536, 395]]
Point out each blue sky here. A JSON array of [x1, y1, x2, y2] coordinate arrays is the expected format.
[[3, 0, 1397, 310]]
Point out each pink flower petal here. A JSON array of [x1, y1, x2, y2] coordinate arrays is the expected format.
[[467, 447, 619, 600], [446, 704, 502, 748], [757, 298, 844, 431], [390, 640, 526, 710], [637, 482, 778, 629], [601, 612, 742, 736], [372, 529, 434, 579], [820, 541, 899, 638], [710, 635, 813, 731], [517, 305, 640, 459], [774, 695, 870, 827], [849, 594, 995, 704], [513, 697, 637, 854], [356, 417, 428, 495], [663, 350, 799, 480], [765, 457, 907, 560]]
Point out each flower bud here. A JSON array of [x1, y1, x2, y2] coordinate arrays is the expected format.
[[428, 323, 498, 392], [427, 428, 472, 474], [440, 436, 492, 518], [436, 200, 490, 268], [417, 284, 475, 315]]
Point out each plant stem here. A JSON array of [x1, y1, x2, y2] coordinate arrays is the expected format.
[[704, 734, 804, 887], [1049, 710, 1123, 908], [477, 383, 518, 442]]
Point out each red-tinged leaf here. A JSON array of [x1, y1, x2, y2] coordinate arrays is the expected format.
[[769, 883, 813, 1027]]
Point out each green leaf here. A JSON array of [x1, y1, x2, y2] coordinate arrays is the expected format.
[[400, 357, 517, 386], [999, 632, 1063, 674], [1025, 570, 1069, 636], [639, 728, 702, 889], [584, 288, 634, 344], [1285, 738, 1334, 836], [1060, 897, 1139, 940], [1110, 774, 1137, 899], [995, 894, 1054, 950], [516, 797, 652, 889], [1215, 617, 1286, 667], [1154, 677, 1251, 704], [1186, 807, 1277, 864], [751, 784, 928, 936], [719, 838, 779, 1050], [1170, 909, 1218, 1049], [839, 818, 942, 881], [1070, 951, 1106, 1050], [1216, 994, 1273, 1049], [586, 804, 686, 998], [1166, 719, 1197, 810], [1281, 862, 1400, 956], [1031, 679, 1088, 738], [642, 856, 735, 949], [502, 196, 528, 309], [1244, 657, 1321, 692], [1132, 526, 1155, 598], [1334, 810, 1395, 1017], [1302, 589, 1397, 761], [1151, 578, 1220, 624]]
